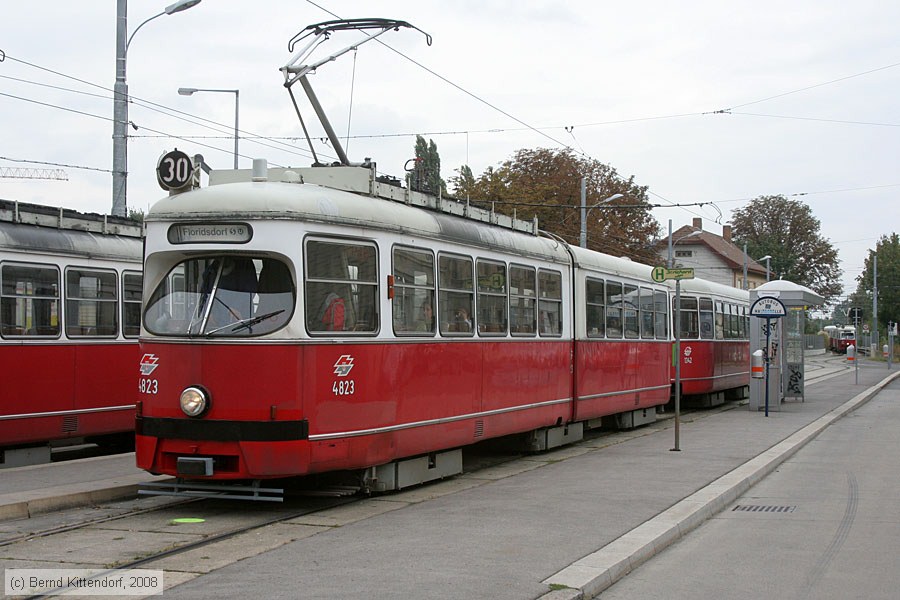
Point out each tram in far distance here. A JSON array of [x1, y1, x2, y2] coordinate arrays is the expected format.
[[824, 324, 855, 354], [0, 200, 143, 467]]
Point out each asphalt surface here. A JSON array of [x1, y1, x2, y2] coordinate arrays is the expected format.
[[1, 354, 896, 599]]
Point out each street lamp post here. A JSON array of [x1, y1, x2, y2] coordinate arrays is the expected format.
[[667, 226, 702, 268], [579, 177, 623, 248], [113, 0, 201, 217], [178, 88, 240, 169], [757, 255, 772, 282]]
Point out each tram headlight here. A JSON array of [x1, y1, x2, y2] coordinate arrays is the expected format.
[[180, 386, 210, 418]]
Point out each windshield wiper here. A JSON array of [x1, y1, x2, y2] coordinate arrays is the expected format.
[[207, 309, 286, 335]]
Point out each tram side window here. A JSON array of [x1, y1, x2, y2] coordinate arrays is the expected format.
[[675, 296, 699, 339], [438, 254, 474, 335], [0, 264, 60, 337], [392, 247, 435, 335], [477, 259, 507, 335], [715, 300, 725, 340], [509, 265, 536, 336], [741, 305, 748, 339], [728, 303, 739, 339], [654, 290, 668, 339], [605, 281, 623, 339], [66, 269, 117, 337], [623, 284, 640, 339], [306, 240, 378, 334], [122, 271, 142, 337], [538, 269, 562, 337], [640, 287, 655, 339], [699, 297, 714, 339], [586, 278, 605, 338]]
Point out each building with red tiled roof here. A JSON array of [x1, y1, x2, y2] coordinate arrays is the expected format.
[[655, 218, 768, 289]]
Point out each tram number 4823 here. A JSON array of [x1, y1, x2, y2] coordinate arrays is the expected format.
[[140, 378, 159, 395], [333, 380, 355, 396]]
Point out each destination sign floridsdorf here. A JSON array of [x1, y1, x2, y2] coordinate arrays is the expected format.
[[167, 223, 252, 244]]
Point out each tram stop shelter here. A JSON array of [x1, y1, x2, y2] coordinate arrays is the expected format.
[[749, 280, 825, 412]]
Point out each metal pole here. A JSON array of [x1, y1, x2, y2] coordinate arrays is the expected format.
[[113, 0, 200, 216], [112, 0, 128, 217], [873, 253, 878, 356], [579, 177, 587, 248], [667, 220, 673, 268], [674, 282, 682, 448], [766, 257, 770, 282], [233, 90, 240, 169], [855, 313, 859, 384], [299, 75, 351, 166], [764, 319, 771, 417], [742, 243, 748, 290]]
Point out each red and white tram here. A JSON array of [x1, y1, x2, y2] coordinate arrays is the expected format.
[[671, 278, 750, 406], [0, 200, 143, 467], [824, 324, 855, 354], [135, 162, 739, 496]]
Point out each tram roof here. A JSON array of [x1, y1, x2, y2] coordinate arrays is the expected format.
[[0, 219, 143, 262], [0, 199, 143, 262], [675, 276, 750, 300], [148, 176, 572, 263]]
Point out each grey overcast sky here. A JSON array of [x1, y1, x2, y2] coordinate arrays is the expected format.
[[2, 1, 898, 297]]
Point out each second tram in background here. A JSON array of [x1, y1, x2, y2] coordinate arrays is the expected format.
[[134, 159, 750, 499], [671, 277, 750, 408], [824, 324, 855, 354], [0, 200, 143, 467]]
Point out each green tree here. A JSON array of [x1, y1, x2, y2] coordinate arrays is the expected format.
[[127, 207, 145, 223], [731, 195, 842, 300], [454, 148, 659, 263], [407, 135, 447, 196], [448, 164, 475, 200], [854, 233, 900, 339]]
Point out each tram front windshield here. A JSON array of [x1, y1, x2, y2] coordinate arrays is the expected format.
[[144, 256, 295, 337]]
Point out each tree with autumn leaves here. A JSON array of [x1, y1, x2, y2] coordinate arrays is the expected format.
[[448, 148, 660, 264], [730, 195, 842, 300]]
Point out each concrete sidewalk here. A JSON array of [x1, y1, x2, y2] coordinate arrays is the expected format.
[[0, 453, 166, 521]]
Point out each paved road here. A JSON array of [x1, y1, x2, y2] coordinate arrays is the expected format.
[[601, 377, 900, 600]]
